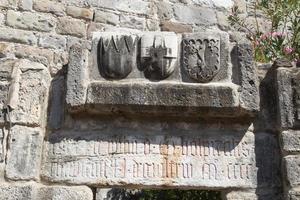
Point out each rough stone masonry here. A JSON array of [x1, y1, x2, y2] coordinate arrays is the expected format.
[[0, 0, 297, 200]]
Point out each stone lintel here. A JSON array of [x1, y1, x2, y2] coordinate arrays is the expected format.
[[85, 82, 240, 113]]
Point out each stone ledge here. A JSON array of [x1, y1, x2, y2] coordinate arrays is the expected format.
[[86, 82, 239, 108]]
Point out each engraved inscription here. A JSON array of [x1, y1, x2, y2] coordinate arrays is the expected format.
[[183, 37, 220, 83], [42, 131, 257, 188]]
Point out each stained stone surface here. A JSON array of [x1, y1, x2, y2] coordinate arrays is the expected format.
[[0, 183, 93, 200], [0, 59, 51, 126], [289, 187, 300, 200], [285, 155, 300, 187], [276, 67, 300, 129], [282, 130, 300, 152], [6, 125, 43, 180]]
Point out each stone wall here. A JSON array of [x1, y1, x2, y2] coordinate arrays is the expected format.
[[0, 0, 294, 199]]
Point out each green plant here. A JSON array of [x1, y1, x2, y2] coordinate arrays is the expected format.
[[105, 189, 222, 200], [228, 0, 300, 63]]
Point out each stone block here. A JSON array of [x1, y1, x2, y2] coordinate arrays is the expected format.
[[173, 5, 217, 25], [33, 0, 65, 16], [38, 34, 67, 50], [157, 2, 174, 20], [160, 21, 192, 33], [86, 82, 239, 110], [212, 0, 233, 9], [94, 10, 119, 25], [96, 188, 111, 200], [93, 0, 150, 15], [66, 44, 89, 109], [120, 15, 145, 30], [0, 27, 37, 45], [289, 187, 300, 200], [87, 23, 106, 39], [0, 184, 34, 200], [216, 11, 230, 31], [276, 67, 300, 129], [37, 186, 93, 200], [224, 190, 258, 200], [5, 125, 43, 180], [146, 19, 160, 31], [224, 189, 283, 200], [48, 76, 65, 130], [282, 130, 300, 152], [6, 10, 55, 32], [42, 130, 257, 188], [0, 184, 93, 200], [235, 42, 259, 113], [0, 0, 17, 8], [285, 155, 300, 187], [4, 59, 51, 126], [14, 45, 54, 67], [56, 17, 87, 38], [18, 0, 32, 10], [0, 128, 6, 163], [0, 59, 14, 111], [66, 6, 93, 20]]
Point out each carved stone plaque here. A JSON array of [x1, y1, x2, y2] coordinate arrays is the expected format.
[[140, 32, 178, 80], [98, 33, 137, 79], [182, 34, 220, 83], [42, 130, 258, 188], [66, 31, 259, 116]]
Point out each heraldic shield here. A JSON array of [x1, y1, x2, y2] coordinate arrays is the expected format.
[[140, 33, 178, 80], [183, 37, 220, 83], [98, 35, 137, 79]]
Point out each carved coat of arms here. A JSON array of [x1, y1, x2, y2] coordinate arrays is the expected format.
[[140, 33, 178, 80], [183, 38, 220, 83], [98, 35, 137, 79]]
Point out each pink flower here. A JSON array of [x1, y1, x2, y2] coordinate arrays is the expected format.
[[271, 32, 284, 37], [284, 46, 294, 54]]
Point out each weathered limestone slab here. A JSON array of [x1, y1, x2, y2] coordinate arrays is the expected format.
[[0, 184, 34, 200], [96, 188, 111, 200], [276, 67, 300, 129], [42, 130, 257, 188], [6, 10, 55, 32], [281, 130, 300, 152], [289, 187, 300, 200], [66, 44, 89, 109], [0, 183, 93, 200], [8, 59, 51, 126], [6, 125, 43, 180], [0, 27, 37, 45], [223, 190, 258, 200], [66, 31, 259, 116], [0, 59, 50, 126], [86, 82, 239, 109], [36, 185, 93, 200], [223, 189, 282, 200], [285, 155, 300, 187], [0, 128, 7, 162], [235, 43, 259, 113]]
